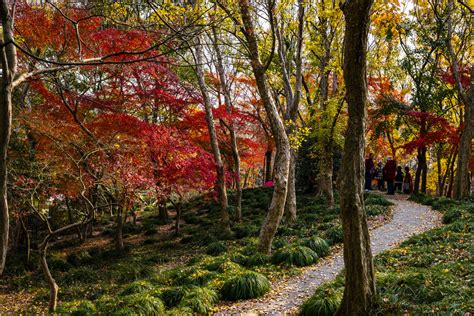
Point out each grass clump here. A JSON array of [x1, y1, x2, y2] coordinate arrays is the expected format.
[[300, 237, 330, 257], [120, 280, 154, 296], [300, 287, 342, 316], [206, 241, 228, 256], [98, 293, 165, 315], [178, 287, 218, 314], [325, 225, 344, 245], [272, 246, 318, 267], [57, 300, 97, 315], [220, 271, 270, 300]]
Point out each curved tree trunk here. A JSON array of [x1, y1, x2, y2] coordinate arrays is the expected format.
[[285, 150, 297, 222], [194, 36, 230, 229], [238, 0, 291, 254], [0, 0, 17, 275], [211, 27, 243, 221], [337, 0, 376, 315]]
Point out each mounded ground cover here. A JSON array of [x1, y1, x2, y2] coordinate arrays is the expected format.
[[2, 188, 393, 314], [301, 194, 473, 315]]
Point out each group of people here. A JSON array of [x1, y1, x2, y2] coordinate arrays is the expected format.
[[365, 153, 413, 195]]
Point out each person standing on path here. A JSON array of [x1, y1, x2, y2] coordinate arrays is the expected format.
[[376, 161, 385, 190], [403, 166, 414, 194], [365, 152, 375, 191], [395, 166, 404, 192], [384, 156, 397, 195]]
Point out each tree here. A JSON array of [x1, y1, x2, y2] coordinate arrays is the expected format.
[[236, 0, 291, 254], [337, 0, 375, 315], [446, 0, 473, 199]]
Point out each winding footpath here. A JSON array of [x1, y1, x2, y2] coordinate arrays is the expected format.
[[216, 194, 442, 315]]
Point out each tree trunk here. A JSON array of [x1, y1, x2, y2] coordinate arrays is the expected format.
[[285, 150, 297, 222], [453, 70, 473, 199], [39, 243, 59, 312], [413, 146, 426, 194], [174, 202, 181, 235], [337, 1, 375, 315], [0, 0, 16, 275], [211, 27, 243, 221], [158, 202, 168, 221], [238, 0, 291, 254], [194, 35, 230, 229], [319, 146, 335, 206], [264, 149, 273, 183], [115, 206, 125, 252]]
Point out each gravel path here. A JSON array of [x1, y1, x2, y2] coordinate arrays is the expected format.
[[216, 194, 442, 316]]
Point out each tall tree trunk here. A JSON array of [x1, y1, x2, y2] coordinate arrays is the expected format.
[[285, 150, 297, 222], [115, 205, 125, 252], [238, 0, 291, 254], [0, 0, 17, 275], [413, 146, 427, 194], [194, 36, 230, 229], [453, 70, 473, 199], [337, 1, 376, 315], [211, 27, 243, 222], [446, 0, 473, 199], [264, 149, 273, 183], [158, 202, 168, 221]]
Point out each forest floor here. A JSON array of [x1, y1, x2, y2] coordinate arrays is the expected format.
[[216, 194, 443, 315]]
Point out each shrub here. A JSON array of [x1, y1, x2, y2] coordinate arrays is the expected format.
[[62, 267, 100, 285], [179, 287, 218, 314], [233, 224, 259, 239], [301, 237, 330, 257], [161, 286, 188, 308], [325, 225, 343, 245], [300, 288, 342, 316], [206, 241, 228, 256], [273, 238, 289, 249], [49, 255, 71, 272], [98, 293, 165, 315], [146, 254, 170, 265], [272, 246, 318, 267], [443, 209, 462, 224], [120, 280, 154, 296], [242, 253, 270, 267], [66, 250, 93, 266], [220, 271, 270, 300], [366, 204, 388, 217], [57, 300, 97, 315], [431, 197, 456, 211], [365, 195, 393, 207]]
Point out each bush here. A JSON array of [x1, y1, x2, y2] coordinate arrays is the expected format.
[[98, 293, 165, 315], [57, 300, 97, 315], [66, 250, 93, 266], [443, 209, 462, 224], [301, 237, 330, 257], [365, 195, 393, 207], [146, 254, 170, 265], [300, 288, 342, 316], [325, 225, 343, 245], [62, 267, 100, 285], [161, 286, 188, 308], [366, 204, 388, 217], [272, 246, 318, 267], [233, 224, 259, 239], [120, 280, 154, 296], [179, 287, 218, 314], [220, 271, 270, 300], [206, 241, 228, 256]]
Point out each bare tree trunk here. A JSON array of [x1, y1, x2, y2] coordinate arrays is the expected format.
[[446, 0, 473, 199], [337, 1, 375, 315], [237, 0, 291, 254], [158, 202, 168, 221], [211, 27, 243, 222], [115, 205, 125, 252], [40, 243, 59, 312], [194, 35, 230, 229], [264, 149, 273, 183], [0, 0, 16, 275], [414, 146, 427, 194], [285, 150, 297, 222]]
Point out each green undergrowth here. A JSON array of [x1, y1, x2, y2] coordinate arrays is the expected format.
[[6, 188, 393, 314], [301, 195, 473, 315]]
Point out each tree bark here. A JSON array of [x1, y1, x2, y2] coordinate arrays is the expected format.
[[0, 0, 17, 275], [337, 0, 375, 315], [285, 150, 297, 222], [211, 27, 243, 222], [194, 35, 230, 229], [237, 0, 291, 254], [115, 205, 125, 252]]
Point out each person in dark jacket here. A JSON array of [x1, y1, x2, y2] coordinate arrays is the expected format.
[[384, 157, 397, 195], [365, 153, 375, 191], [403, 166, 414, 194], [395, 166, 404, 192]]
